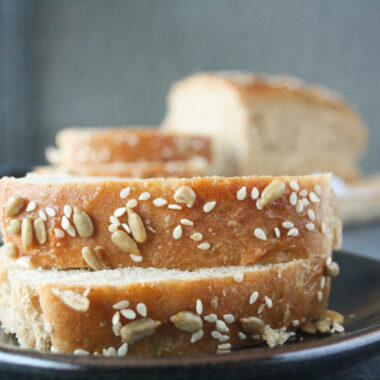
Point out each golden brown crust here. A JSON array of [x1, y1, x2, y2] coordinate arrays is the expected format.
[[0, 174, 340, 270], [47, 128, 212, 166], [34, 158, 209, 178], [5, 257, 330, 355]]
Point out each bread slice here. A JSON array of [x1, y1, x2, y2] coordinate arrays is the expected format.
[[46, 127, 212, 167], [0, 173, 341, 269], [34, 157, 209, 179], [162, 72, 368, 181], [0, 251, 330, 355]]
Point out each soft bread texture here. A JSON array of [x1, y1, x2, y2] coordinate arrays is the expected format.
[[0, 173, 341, 269], [162, 72, 368, 181], [46, 127, 212, 166], [0, 253, 330, 355], [34, 157, 209, 178]]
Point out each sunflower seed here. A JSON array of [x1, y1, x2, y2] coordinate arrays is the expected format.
[[111, 230, 140, 255], [33, 218, 47, 244], [6, 219, 21, 234], [5, 196, 25, 217], [21, 218, 33, 248], [173, 186, 196, 207], [170, 311, 203, 333], [120, 318, 162, 344], [260, 180, 285, 207], [73, 207, 94, 238], [52, 289, 90, 312], [240, 317, 265, 335], [127, 208, 147, 243]]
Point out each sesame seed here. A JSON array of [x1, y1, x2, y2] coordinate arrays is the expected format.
[[191, 329, 204, 343], [108, 223, 119, 233], [196, 299, 203, 315], [74, 349, 89, 356], [289, 192, 297, 206], [121, 223, 130, 233], [120, 309, 136, 320], [153, 198, 167, 207], [126, 199, 138, 208], [64, 205, 72, 218], [251, 187, 259, 200], [136, 303, 147, 317], [307, 209, 316, 221], [287, 228, 299, 237], [264, 296, 273, 308], [309, 192, 320, 203], [317, 291, 323, 301], [237, 186, 247, 200], [296, 200, 304, 213], [282, 221, 294, 229], [290, 180, 300, 192], [238, 332, 247, 340], [197, 242, 210, 250], [173, 225, 183, 239], [138, 192, 151, 201], [109, 216, 119, 224], [216, 320, 229, 333], [292, 320, 300, 327], [203, 201, 216, 213], [168, 204, 182, 210], [26, 201, 36, 212], [44, 322, 52, 333], [61, 216, 70, 230], [204, 314, 217, 323], [211, 331, 222, 339], [302, 198, 310, 207], [254, 228, 267, 241], [117, 343, 128, 357], [321, 222, 327, 234], [274, 227, 281, 238], [120, 187, 131, 199], [113, 300, 129, 309], [299, 189, 308, 197], [320, 276, 326, 289], [314, 184, 322, 195], [191, 232, 203, 241], [112, 311, 120, 325], [46, 207, 56, 217], [326, 257, 332, 265], [54, 228, 64, 238], [234, 273, 244, 283], [256, 199, 263, 210], [39, 210, 47, 221], [130, 254, 143, 262], [306, 223, 315, 231], [223, 314, 234, 323], [217, 343, 231, 350], [112, 321, 121, 336], [258, 304, 265, 314], [114, 207, 127, 217], [67, 226, 76, 237], [249, 291, 259, 304], [180, 218, 194, 226]]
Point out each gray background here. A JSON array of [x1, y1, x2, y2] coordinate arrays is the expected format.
[[1, 0, 379, 172]]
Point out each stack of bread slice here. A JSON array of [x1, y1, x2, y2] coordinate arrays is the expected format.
[[41, 128, 212, 178], [0, 172, 342, 356]]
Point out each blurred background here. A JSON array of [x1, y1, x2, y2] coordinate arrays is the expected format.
[[1, 0, 379, 171], [1, 0, 379, 257]]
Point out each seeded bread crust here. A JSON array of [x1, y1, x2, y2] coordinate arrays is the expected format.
[[163, 72, 368, 180], [34, 158, 209, 178], [0, 174, 341, 270], [46, 128, 212, 167], [0, 255, 330, 355]]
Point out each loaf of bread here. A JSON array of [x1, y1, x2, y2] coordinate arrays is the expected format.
[[46, 127, 212, 166], [0, 250, 333, 355], [34, 157, 209, 178], [163, 72, 368, 181], [0, 173, 341, 270]]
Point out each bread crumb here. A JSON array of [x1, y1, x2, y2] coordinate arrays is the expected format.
[[262, 325, 290, 348]]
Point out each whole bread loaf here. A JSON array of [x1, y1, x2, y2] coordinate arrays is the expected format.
[[0, 173, 341, 270], [163, 72, 368, 181]]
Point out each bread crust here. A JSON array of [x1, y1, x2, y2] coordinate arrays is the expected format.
[[47, 128, 212, 166], [1, 257, 330, 355], [34, 158, 209, 178], [0, 174, 341, 270]]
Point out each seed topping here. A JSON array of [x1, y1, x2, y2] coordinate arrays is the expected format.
[[6, 219, 21, 235], [237, 186, 247, 200], [254, 228, 267, 241], [120, 187, 131, 199], [21, 218, 33, 249], [251, 187, 259, 200], [52, 289, 90, 312], [111, 230, 140, 255], [180, 218, 194, 226], [138, 192, 151, 201], [170, 311, 203, 333], [203, 201, 216, 213], [26, 201, 37, 212], [191, 232, 203, 241], [260, 180, 285, 207], [173, 225, 182, 239], [153, 198, 167, 207], [240, 316, 265, 335], [249, 291, 259, 304], [73, 207, 94, 238], [33, 218, 47, 244], [174, 186, 196, 207], [120, 318, 161, 344], [127, 208, 147, 243], [197, 242, 210, 250]]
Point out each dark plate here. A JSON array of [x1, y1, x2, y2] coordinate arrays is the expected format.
[[0, 251, 378, 380]]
